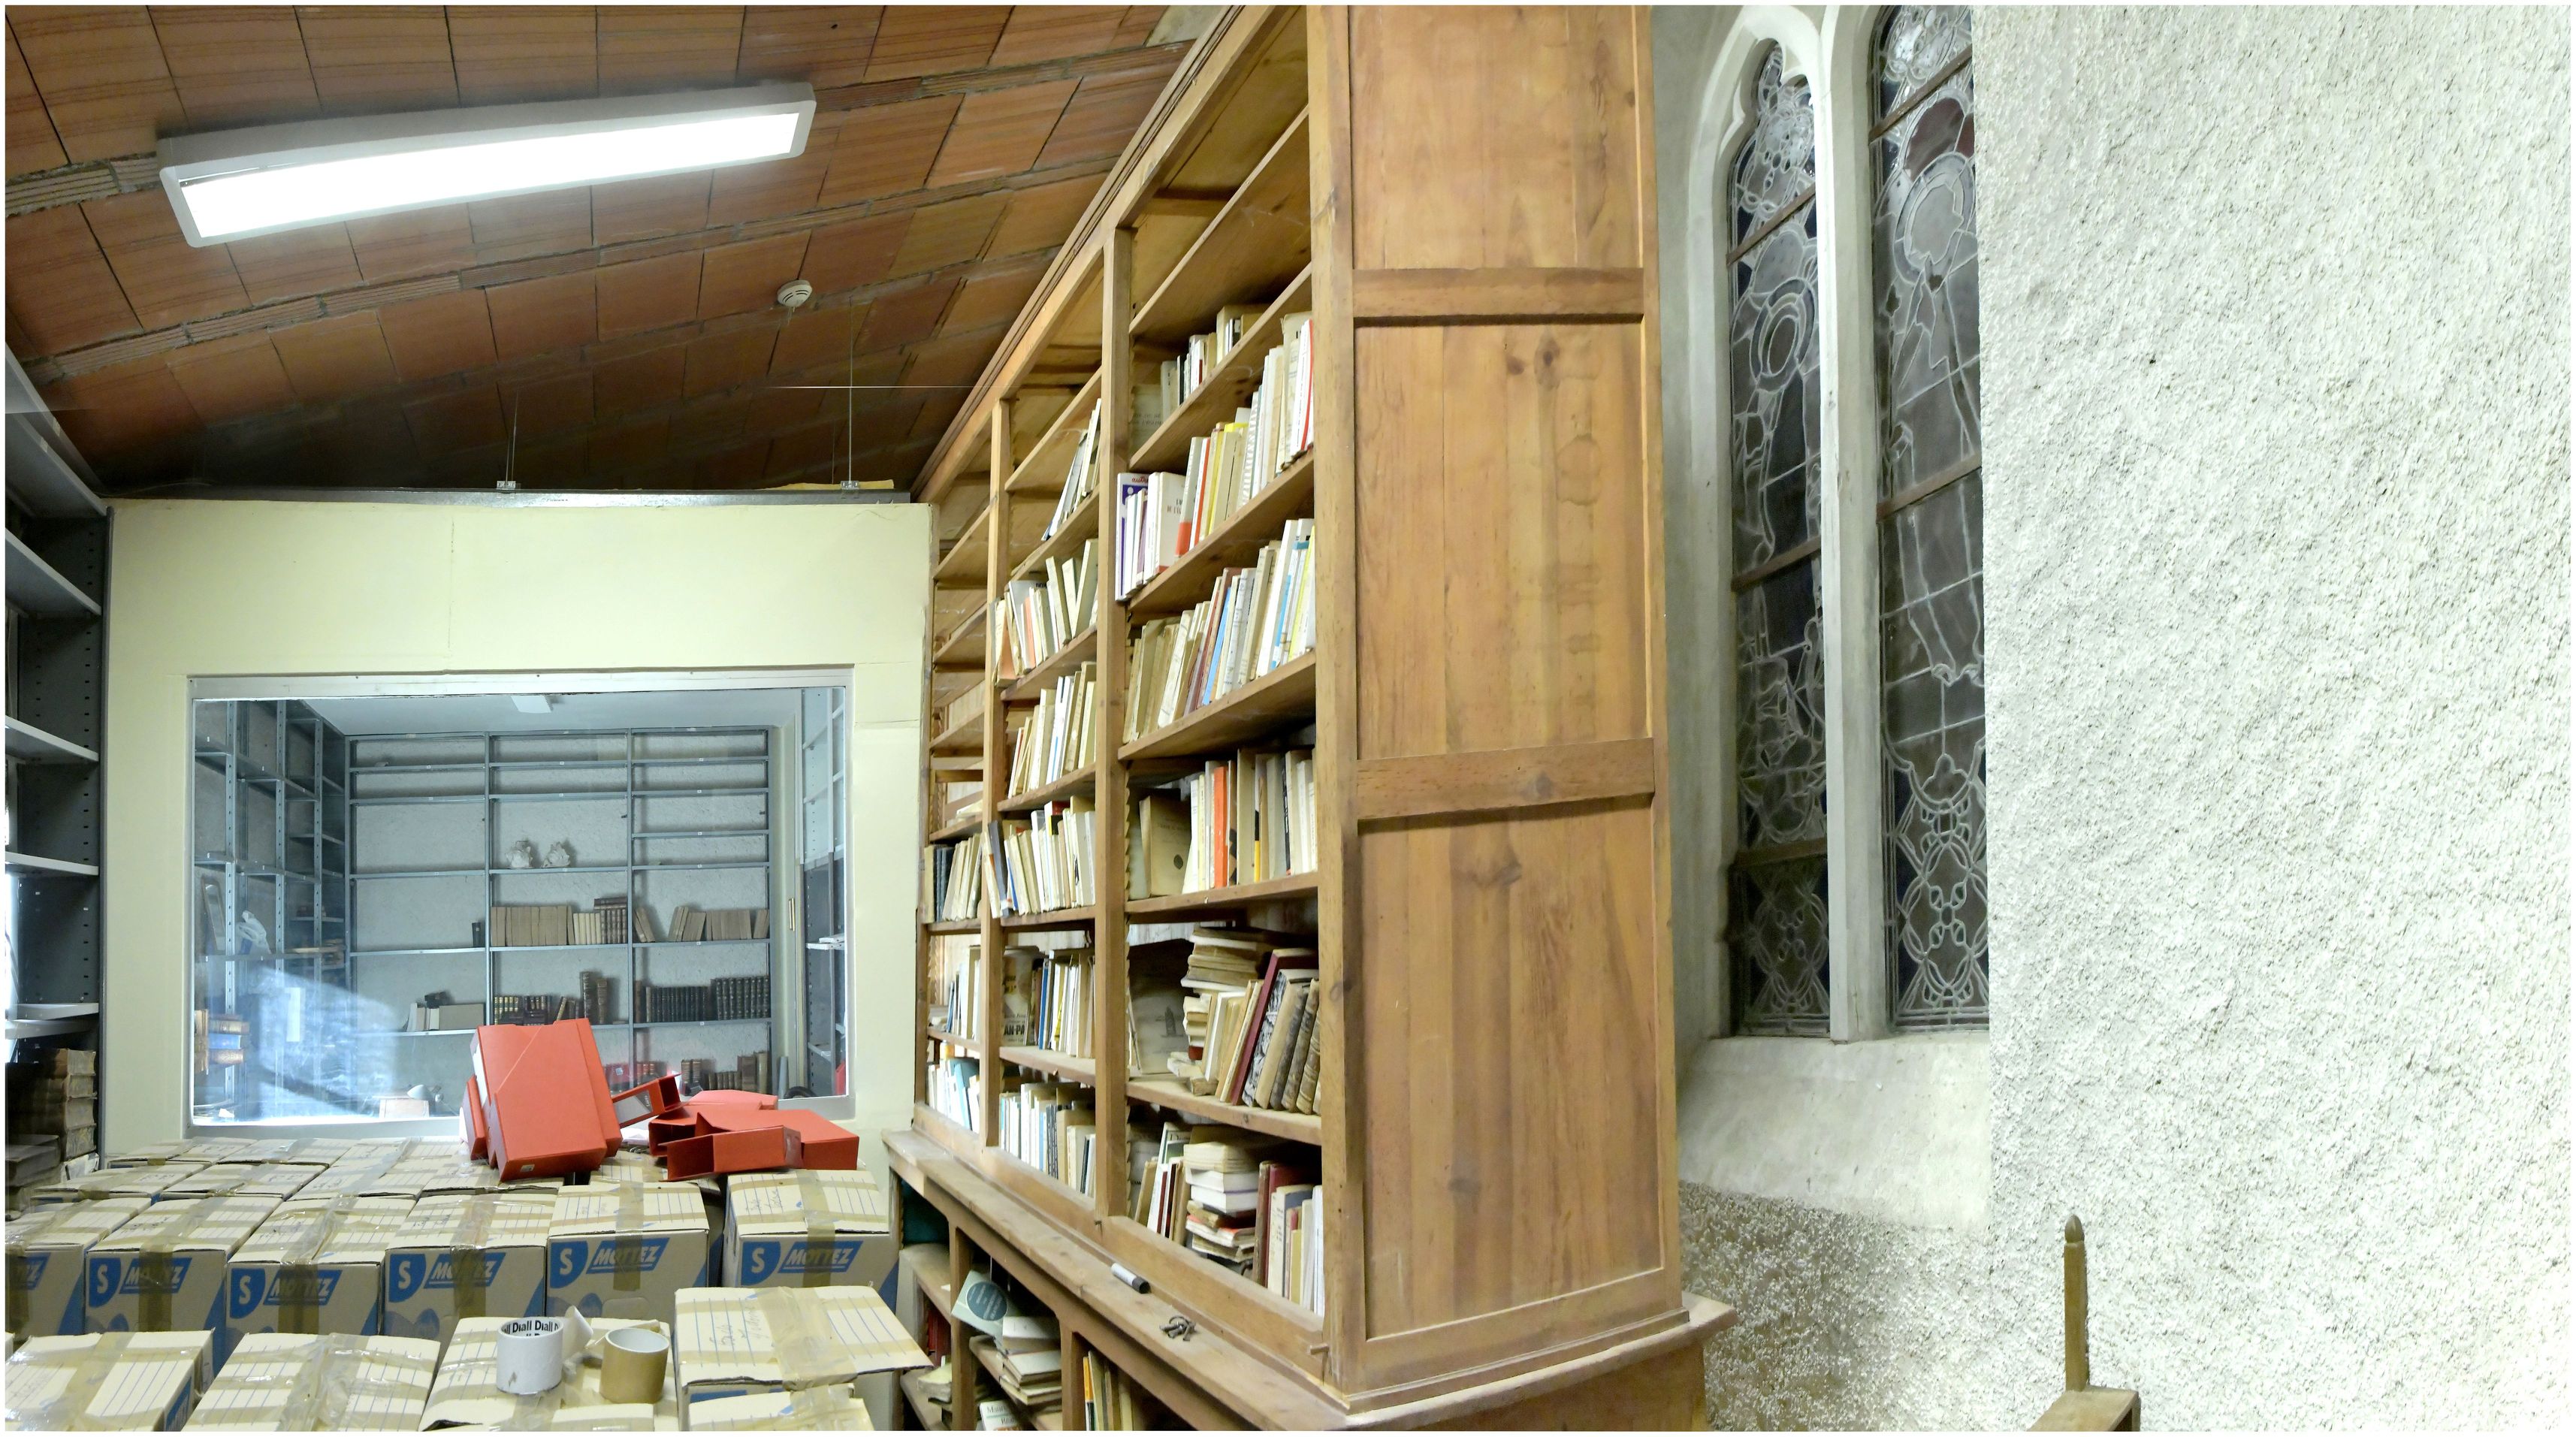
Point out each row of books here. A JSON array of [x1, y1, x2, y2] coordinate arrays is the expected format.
[[1155, 303, 1258, 418], [968, 1321, 1065, 1426], [1040, 400, 1104, 543], [1114, 312, 1317, 599], [664, 905, 768, 942], [486, 900, 766, 946], [998, 539, 1100, 678], [929, 1047, 980, 1132], [924, 833, 985, 923], [1008, 945, 1096, 1057], [1079, 1349, 1161, 1430], [1173, 930, 1321, 1112], [998, 1079, 1097, 1195], [1122, 518, 1318, 741], [633, 975, 770, 1025], [1131, 746, 1318, 898], [1134, 1123, 1321, 1311], [931, 942, 981, 1040], [989, 799, 1096, 916], [1004, 661, 1098, 795]]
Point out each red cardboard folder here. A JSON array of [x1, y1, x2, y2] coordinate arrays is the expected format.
[[462, 1075, 490, 1161], [700, 1106, 860, 1170], [610, 1075, 684, 1125], [472, 1020, 618, 1179], [661, 1125, 805, 1180]]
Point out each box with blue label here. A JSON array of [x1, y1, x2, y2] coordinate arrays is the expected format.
[[721, 1170, 894, 1291], [5, 1196, 148, 1338], [382, 1190, 556, 1346], [6, 1330, 214, 1430], [224, 1195, 415, 1351], [83, 1196, 278, 1361], [547, 1182, 710, 1328], [672, 1285, 929, 1407]]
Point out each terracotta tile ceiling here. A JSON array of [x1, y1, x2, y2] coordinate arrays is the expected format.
[[3, 5, 1191, 493]]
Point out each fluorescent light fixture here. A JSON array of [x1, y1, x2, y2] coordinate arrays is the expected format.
[[159, 83, 815, 247]]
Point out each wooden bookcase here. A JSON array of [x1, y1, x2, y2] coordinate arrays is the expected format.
[[904, 7, 1729, 1426]]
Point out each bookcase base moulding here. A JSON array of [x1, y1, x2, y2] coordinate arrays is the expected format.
[[908, 5, 1732, 1427], [888, 1128, 1732, 1429]]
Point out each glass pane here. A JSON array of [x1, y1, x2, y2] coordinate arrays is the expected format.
[[1880, 475, 1987, 1027], [1731, 560, 1830, 1033], [1731, 859, 1830, 1036], [1873, 41, 1979, 499], [1729, 50, 1823, 571]]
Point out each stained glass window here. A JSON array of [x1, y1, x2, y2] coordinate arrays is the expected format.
[[1728, 47, 1829, 1036], [1873, 7, 1986, 1028]]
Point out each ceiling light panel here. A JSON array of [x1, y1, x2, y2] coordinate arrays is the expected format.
[[158, 84, 817, 247]]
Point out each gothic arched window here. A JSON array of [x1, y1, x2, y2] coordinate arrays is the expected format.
[[1872, 6, 1986, 1027], [1728, 46, 1830, 1035]]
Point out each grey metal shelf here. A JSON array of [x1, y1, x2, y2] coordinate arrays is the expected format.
[[5, 530, 98, 617], [5, 715, 96, 764], [6, 851, 98, 877]]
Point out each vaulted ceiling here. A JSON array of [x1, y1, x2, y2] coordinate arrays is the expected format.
[[2, 6, 1196, 493]]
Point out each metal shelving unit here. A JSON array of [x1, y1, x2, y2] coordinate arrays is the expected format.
[[346, 726, 779, 1103]]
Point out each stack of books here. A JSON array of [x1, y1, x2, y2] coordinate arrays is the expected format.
[[998, 1079, 1097, 1194], [1115, 312, 1317, 599], [932, 942, 980, 1039], [926, 833, 986, 922], [1133, 1125, 1291, 1276], [1156, 303, 1260, 415], [1022, 946, 1095, 1056], [1258, 1161, 1324, 1315], [1004, 662, 1098, 795], [1128, 746, 1318, 896], [1119, 518, 1318, 739], [1180, 943, 1319, 1111], [968, 1327, 1065, 1426], [998, 542, 1100, 680], [1041, 401, 1104, 542], [928, 1046, 981, 1132], [989, 799, 1096, 916]]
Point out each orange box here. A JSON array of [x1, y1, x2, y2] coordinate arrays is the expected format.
[[689, 1091, 775, 1112], [610, 1075, 684, 1126], [462, 1076, 491, 1161], [661, 1125, 803, 1180], [472, 1021, 618, 1179], [701, 1108, 859, 1170]]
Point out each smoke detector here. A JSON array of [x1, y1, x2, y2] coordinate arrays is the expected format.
[[777, 279, 814, 310]]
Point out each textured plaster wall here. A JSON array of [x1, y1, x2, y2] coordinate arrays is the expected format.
[[1662, 5, 2568, 1427]]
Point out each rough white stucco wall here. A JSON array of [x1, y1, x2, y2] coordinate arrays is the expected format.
[[1662, 5, 2568, 1427]]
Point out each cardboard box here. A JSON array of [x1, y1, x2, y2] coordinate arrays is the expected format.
[[30, 1161, 207, 1206], [548, 1183, 711, 1327], [5, 1197, 149, 1337], [414, 1001, 486, 1033], [418, 1315, 680, 1429], [83, 1197, 278, 1362], [609, 1076, 683, 1126], [163, 1163, 321, 1201], [6, 1330, 213, 1429], [182, 1331, 439, 1431], [671, 1285, 929, 1406], [683, 1387, 875, 1430], [473, 1022, 620, 1179], [223, 1196, 415, 1350], [723, 1170, 894, 1291], [382, 1191, 556, 1345], [198, 1139, 355, 1168]]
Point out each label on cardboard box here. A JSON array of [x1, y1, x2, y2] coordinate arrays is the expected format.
[[223, 1195, 413, 1350], [671, 1285, 929, 1405], [547, 1183, 711, 1327], [5, 1197, 149, 1337], [418, 1315, 679, 1429], [722, 1170, 894, 1291], [6, 1330, 213, 1430], [83, 1197, 278, 1365], [382, 1191, 555, 1345]]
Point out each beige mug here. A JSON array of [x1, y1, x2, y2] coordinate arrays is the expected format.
[[598, 1324, 671, 1405]]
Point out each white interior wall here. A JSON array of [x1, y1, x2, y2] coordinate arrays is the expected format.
[[103, 497, 929, 1193]]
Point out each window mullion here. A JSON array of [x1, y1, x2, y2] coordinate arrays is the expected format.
[[1813, 30, 1891, 1043]]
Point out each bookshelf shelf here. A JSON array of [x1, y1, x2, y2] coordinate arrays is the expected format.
[[5, 715, 95, 765], [1122, 451, 1316, 620], [1131, 109, 1313, 346], [1001, 626, 1098, 703], [998, 1045, 1097, 1083], [1120, 650, 1316, 762], [1125, 869, 1319, 919], [996, 767, 1093, 814], [1125, 1077, 1321, 1146], [904, 8, 1715, 1425], [1131, 267, 1317, 473]]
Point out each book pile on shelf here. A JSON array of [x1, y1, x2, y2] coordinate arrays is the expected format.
[[593, 894, 627, 942], [931, 943, 980, 1038], [989, 799, 1096, 916], [1015, 946, 1095, 1056], [491, 903, 575, 947], [663, 904, 767, 941], [602, 1059, 667, 1090], [998, 1077, 1096, 1194], [1156, 928, 1324, 1115], [929, 1047, 981, 1132], [1134, 1123, 1323, 1314], [1155, 303, 1260, 415], [998, 542, 1100, 681], [1131, 747, 1318, 898], [493, 991, 600, 1024], [631, 975, 770, 1023], [673, 1053, 770, 1092], [925, 833, 985, 923], [6, 1048, 96, 1209], [1115, 311, 1316, 599], [1004, 663, 1098, 795], [1040, 400, 1104, 542], [581, 969, 621, 1024], [1128, 376, 1169, 437], [966, 1309, 1065, 1427], [1122, 519, 1318, 736]]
